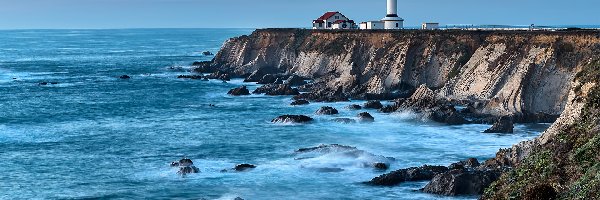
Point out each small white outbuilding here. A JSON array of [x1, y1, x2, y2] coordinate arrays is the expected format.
[[360, 21, 385, 30], [422, 23, 440, 30]]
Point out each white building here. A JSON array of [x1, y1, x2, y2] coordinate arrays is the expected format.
[[312, 11, 356, 30], [422, 23, 440, 30], [381, 0, 404, 29], [360, 0, 404, 30], [360, 21, 384, 30]]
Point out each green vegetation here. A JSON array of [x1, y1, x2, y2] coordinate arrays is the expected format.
[[483, 61, 600, 200]]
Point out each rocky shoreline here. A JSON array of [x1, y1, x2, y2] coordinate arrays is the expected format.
[[183, 29, 600, 199]]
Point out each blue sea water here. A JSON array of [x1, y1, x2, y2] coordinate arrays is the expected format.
[[0, 29, 549, 200]]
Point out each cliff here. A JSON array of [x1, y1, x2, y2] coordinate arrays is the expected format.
[[201, 28, 600, 198]]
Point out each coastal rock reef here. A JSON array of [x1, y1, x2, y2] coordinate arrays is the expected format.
[[196, 29, 600, 198]]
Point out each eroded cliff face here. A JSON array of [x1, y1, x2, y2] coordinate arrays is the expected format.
[[211, 29, 600, 117], [205, 29, 600, 198]]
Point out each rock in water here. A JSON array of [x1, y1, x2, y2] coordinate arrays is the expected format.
[[202, 51, 213, 56], [228, 86, 250, 96], [373, 163, 389, 170], [422, 169, 501, 196], [253, 84, 300, 96], [448, 158, 480, 170], [177, 75, 203, 79], [272, 115, 313, 124], [484, 115, 514, 133], [234, 164, 257, 171], [332, 118, 356, 124], [357, 112, 375, 122], [315, 106, 339, 115], [119, 75, 131, 79], [170, 158, 201, 175], [346, 104, 362, 110], [368, 165, 449, 186], [363, 100, 384, 109], [291, 100, 310, 106]]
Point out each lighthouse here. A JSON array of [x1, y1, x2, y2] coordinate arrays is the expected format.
[[381, 0, 404, 29]]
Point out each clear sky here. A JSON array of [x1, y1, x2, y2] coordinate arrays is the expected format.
[[0, 0, 598, 29]]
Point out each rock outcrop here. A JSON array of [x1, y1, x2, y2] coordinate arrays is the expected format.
[[483, 115, 514, 133], [228, 86, 250, 96], [253, 84, 300, 96], [315, 106, 339, 115], [272, 115, 313, 124], [368, 165, 449, 186]]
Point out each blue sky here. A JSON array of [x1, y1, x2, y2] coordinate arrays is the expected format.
[[0, 0, 598, 29]]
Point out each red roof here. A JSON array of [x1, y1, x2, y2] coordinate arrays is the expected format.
[[313, 20, 324, 23], [317, 12, 338, 20]]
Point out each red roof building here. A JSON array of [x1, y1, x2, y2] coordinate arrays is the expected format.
[[312, 11, 356, 30]]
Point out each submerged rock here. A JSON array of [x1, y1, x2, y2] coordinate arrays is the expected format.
[[272, 115, 313, 124], [422, 169, 501, 196], [177, 75, 203, 79], [295, 144, 395, 171], [291, 100, 310, 106], [228, 86, 251, 96], [170, 158, 200, 175], [119, 75, 131, 79], [234, 164, 257, 172], [332, 118, 356, 124], [315, 106, 339, 115], [346, 104, 362, 110], [368, 165, 449, 186], [484, 115, 514, 133], [364, 100, 384, 109], [357, 112, 375, 122], [202, 51, 214, 56], [373, 163, 389, 170]]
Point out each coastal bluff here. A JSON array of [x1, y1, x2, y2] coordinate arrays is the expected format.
[[199, 28, 600, 199]]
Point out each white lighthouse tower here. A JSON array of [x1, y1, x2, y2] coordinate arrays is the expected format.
[[381, 0, 404, 29]]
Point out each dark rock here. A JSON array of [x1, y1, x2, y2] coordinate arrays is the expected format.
[[332, 118, 356, 124], [253, 84, 299, 96], [286, 75, 306, 86], [234, 197, 244, 200], [357, 112, 375, 122], [202, 51, 214, 56], [274, 77, 284, 84], [373, 163, 389, 170], [192, 61, 216, 73], [422, 169, 501, 196], [257, 74, 277, 84], [205, 71, 231, 81], [234, 164, 257, 171], [244, 69, 276, 82], [295, 144, 357, 153], [177, 75, 203, 79], [425, 105, 470, 125], [364, 100, 384, 109], [291, 100, 310, 106], [119, 75, 131, 79], [39, 82, 48, 85], [484, 115, 514, 133], [170, 158, 200, 175], [202, 78, 209, 81], [228, 86, 251, 96], [315, 106, 339, 115], [293, 86, 349, 102], [379, 105, 398, 113], [272, 115, 313, 123], [346, 104, 362, 110], [523, 184, 557, 200], [368, 165, 449, 186], [448, 158, 480, 170]]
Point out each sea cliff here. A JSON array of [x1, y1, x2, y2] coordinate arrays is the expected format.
[[198, 28, 600, 198]]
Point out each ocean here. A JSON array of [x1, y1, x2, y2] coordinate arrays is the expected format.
[[0, 29, 548, 199]]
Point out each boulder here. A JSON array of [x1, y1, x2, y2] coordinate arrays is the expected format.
[[484, 115, 514, 133], [448, 158, 480, 170], [368, 165, 449, 186], [272, 115, 313, 124], [286, 75, 306, 86], [291, 100, 310, 106], [191, 61, 216, 73], [357, 112, 375, 122], [205, 71, 231, 81], [346, 104, 362, 110], [315, 106, 339, 115], [422, 169, 501, 196], [253, 84, 300, 96], [373, 163, 389, 170], [257, 74, 277, 84], [202, 51, 213, 56], [170, 158, 200, 175], [364, 101, 384, 109], [332, 118, 356, 124], [228, 86, 250, 96], [234, 164, 257, 172], [119, 75, 131, 79]]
